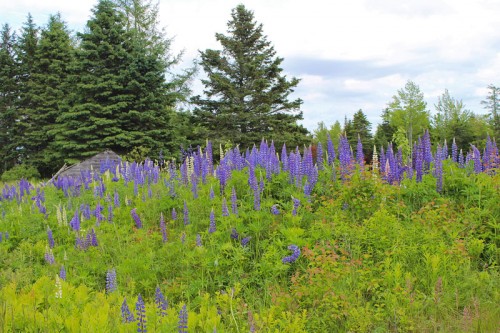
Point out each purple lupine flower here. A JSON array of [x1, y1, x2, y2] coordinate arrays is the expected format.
[[108, 204, 113, 223], [209, 209, 216, 233], [47, 227, 55, 249], [136, 294, 147, 332], [422, 130, 433, 171], [160, 213, 167, 243], [356, 135, 364, 168], [131, 208, 143, 229], [183, 201, 189, 225], [338, 134, 353, 181], [316, 142, 324, 171], [271, 205, 280, 215], [326, 133, 336, 165], [106, 268, 117, 293], [0, 232, 2, 242], [451, 138, 458, 163], [282, 245, 301, 263], [292, 198, 300, 216], [172, 208, 177, 221], [90, 228, 98, 247], [196, 234, 202, 247], [230, 228, 239, 240], [304, 165, 318, 197], [209, 186, 215, 200], [471, 145, 482, 173], [155, 286, 168, 317], [241, 236, 251, 247], [191, 173, 198, 199], [222, 197, 229, 216], [178, 304, 188, 333], [281, 144, 289, 171], [458, 149, 465, 168], [59, 265, 66, 281], [122, 298, 135, 323], [44, 248, 55, 265], [231, 187, 238, 215], [415, 143, 424, 183], [442, 140, 448, 159], [434, 144, 444, 193]]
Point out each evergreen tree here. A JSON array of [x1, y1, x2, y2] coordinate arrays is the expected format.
[[0, 24, 19, 172], [481, 84, 500, 141], [14, 14, 39, 163], [374, 108, 396, 149], [192, 4, 308, 150], [53, 0, 135, 162], [344, 109, 373, 162], [24, 14, 75, 176]]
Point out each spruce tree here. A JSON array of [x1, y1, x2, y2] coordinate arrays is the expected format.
[[0, 24, 19, 172], [345, 109, 373, 162], [192, 4, 308, 150], [24, 14, 75, 176], [54, 0, 134, 162]]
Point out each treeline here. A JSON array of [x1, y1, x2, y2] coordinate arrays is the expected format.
[[314, 81, 500, 163], [0, 1, 308, 177]]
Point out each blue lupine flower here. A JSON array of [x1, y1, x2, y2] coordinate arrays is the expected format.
[[196, 234, 202, 247], [70, 209, 80, 232], [136, 294, 147, 332], [271, 205, 280, 215], [121, 298, 135, 323], [209, 209, 216, 233], [241, 236, 251, 247], [183, 201, 189, 225], [292, 198, 300, 216], [230, 228, 239, 240], [155, 286, 168, 317], [316, 142, 324, 171], [222, 197, 229, 216], [231, 187, 238, 215], [326, 133, 336, 165], [60, 265, 66, 281], [282, 245, 301, 263], [178, 304, 188, 333], [47, 227, 55, 249], [356, 135, 364, 168], [106, 268, 117, 293], [131, 208, 143, 229], [160, 213, 167, 243]]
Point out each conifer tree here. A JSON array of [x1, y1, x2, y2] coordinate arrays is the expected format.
[[345, 109, 373, 162], [0, 24, 19, 172], [24, 14, 75, 176], [192, 4, 308, 149]]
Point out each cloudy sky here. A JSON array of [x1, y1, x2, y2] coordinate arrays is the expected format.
[[1, 0, 499, 132]]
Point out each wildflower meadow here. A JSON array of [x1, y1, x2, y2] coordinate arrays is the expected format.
[[0, 134, 499, 332]]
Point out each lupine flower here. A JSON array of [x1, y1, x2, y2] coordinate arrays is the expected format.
[[434, 144, 443, 193], [196, 234, 202, 247], [178, 304, 188, 333], [356, 135, 364, 168], [172, 207, 177, 221], [44, 247, 55, 265], [90, 228, 98, 247], [209, 186, 215, 200], [209, 209, 216, 233], [60, 265, 66, 281], [183, 201, 189, 225], [338, 134, 353, 180], [222, 197, 229, 216], [55, 275, 62, 299], [241, 236, 251, 247], [106, 268, 117, 293], [47, 227, 55, 249], [231, 187, 238, 215], [155, 286, 168, 317], [108, 204, 113, 223], [326, 133, 336, 165], [136, 294, 147, 333], [130, 208, 142, 229], [292, 198, 300, 216], [282, 245, 301, 263], [122, 298, 135, 323], [230, 228, 239, 240], [271, 205, 280, 215], [471, 145, 482, 173], [70, 209, 80, 232], [0, 232, 2, 242], [160, 213, 167, 243]]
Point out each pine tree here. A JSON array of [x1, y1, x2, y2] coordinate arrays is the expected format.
[[53, 0, 134, 162], [14, 14, 39, 164], [374, 108, 396, 149], [481, 84, 500, 141], [0, 24, 19, 172], [192, 4, 308, 150], [24, 14, 75, 176], [345, 109, 373, 162]]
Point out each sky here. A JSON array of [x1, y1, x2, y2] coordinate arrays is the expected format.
[[1, 0, 499, 132]]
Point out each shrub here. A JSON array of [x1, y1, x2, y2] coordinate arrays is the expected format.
[[1, 164, 41, 182]]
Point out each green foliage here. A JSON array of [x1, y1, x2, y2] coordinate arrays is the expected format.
[[1, 164, 41, 181], [192, 4, 309, 150], [344, 109, 373, 162]]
